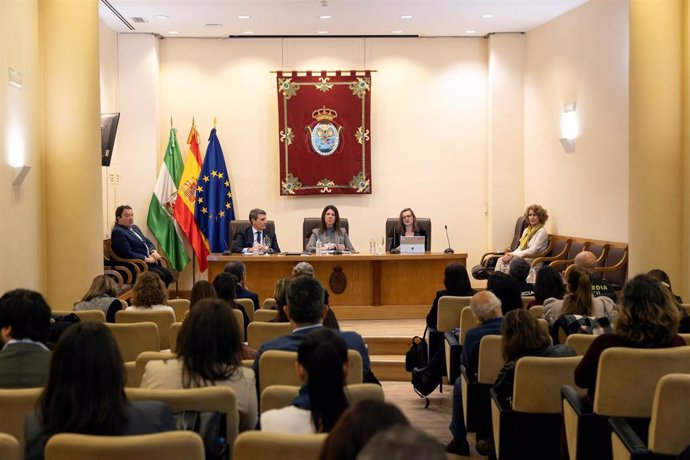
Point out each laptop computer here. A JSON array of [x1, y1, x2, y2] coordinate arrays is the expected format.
[[400, 236, 425, 254]]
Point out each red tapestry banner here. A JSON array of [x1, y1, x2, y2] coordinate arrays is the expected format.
[[277, 71, 372, 196]]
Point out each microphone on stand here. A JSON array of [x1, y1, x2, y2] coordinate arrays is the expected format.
[[444, 225, 455, 254]]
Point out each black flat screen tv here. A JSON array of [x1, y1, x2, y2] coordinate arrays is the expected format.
[[101, 113, 120, 167]]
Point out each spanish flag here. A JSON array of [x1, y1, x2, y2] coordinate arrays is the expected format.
[[173, 123, 210, 272]]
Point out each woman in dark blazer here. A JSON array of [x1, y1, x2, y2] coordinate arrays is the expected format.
[[390, 208, 427, 250]]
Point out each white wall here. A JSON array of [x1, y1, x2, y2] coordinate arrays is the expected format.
[[524, 0, 629, 241]]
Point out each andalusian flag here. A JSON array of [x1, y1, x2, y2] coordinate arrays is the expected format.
[[147, 128, 190, 271], [173, 124, 210, 272]]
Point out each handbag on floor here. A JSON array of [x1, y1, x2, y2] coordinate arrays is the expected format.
[[405, 326, 428, 372]]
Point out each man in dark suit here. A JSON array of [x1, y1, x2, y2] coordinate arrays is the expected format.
[[111, 205, 174, 286], [224, 260, 259, 310], [252, 276, 377, 391], [0, 289, 52, 388], [232, 208, 281, 254]]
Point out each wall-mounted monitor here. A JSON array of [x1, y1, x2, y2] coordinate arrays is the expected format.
[[101, 113, 120, 167]]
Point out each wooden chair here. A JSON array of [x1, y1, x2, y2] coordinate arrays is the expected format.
[[0, 433, 19, 460], [126, 386, 238, 459], [234, 431, 327, 460], [247, 322, 293, 349], [263, 298, 277, 310], [384, 217, 432, 251], [259, 349, 363, 394], [260, 383, 384, 413], [610, 373, 690, 459], [105, 322, 160, 386], [0, 388, 42, 453], [521, 296, 535, 309], [134, 351, 176, 388], [53, 309, 106, 323], [473, 216, 528, 280], [44, 431, 204, 460], [565, 334, 597, 356], [529, 305, 544, 319], [302, 217, 349, 250], [116, 309, 176, 350], [492, 356, 581, 460], [166, 298, 190, 321], [169, 322, 182, 352], [562, 347, 690, 460], [253, 309, 279, 322], [461, 335, 503, 436], [235, 298, 254, 322], [437, 297, 473, 333]]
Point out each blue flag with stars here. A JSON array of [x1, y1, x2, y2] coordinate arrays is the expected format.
[[194, 128, 235, 253]]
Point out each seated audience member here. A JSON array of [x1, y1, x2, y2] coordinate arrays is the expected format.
[[647, 268, 684, 304], [509, 257, 535, 296], [292, 261, 339, 330], [306, 205, 356, 253], [574, 251, 617, 301], [270, 278, 291, 323], [125, 272, 176, 320], [25, 323, 175, 460], [492, 309, 576, 405], [253, 276, 377, 391], [446, 291, 504, 456], [0, 289, 52, 388], [213, 272, 249, 334], [488, 271, 523, 314], [224, 260, 259, 310], [358, 425, 446, 460], [261, 328, 349, 434], [389, 207, 427, 251], [189, 280, 216, 310], [141, 298, 257, 431], [494, 204, 549, 275], [574, 274, 686, 399], [318, 400, 409, 460], [425, 263, 476, 329], [527, 265, 565, 309], [73, 275, 122, 322], [232, 208, 281, 254], [543, 267, 616, 327], [110, 205, 174, 286]]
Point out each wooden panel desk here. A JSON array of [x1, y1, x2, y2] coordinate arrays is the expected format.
[[207, 252, 467, 308]]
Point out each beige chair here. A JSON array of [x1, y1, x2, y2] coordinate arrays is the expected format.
[[461, 335, 503, 438], [562, 346, 690, 460], [521, 296, 535, 309], [537, 318, 550, 336], [105, 322, 160, 386], [611, 373, 690, 459], [126, 386, 238, 458], [116, 309, 176, 350], [44, 431, 204, 460], [565, 334, 597, 356], [134, 351, 176, 388], [0, 433, 20, 460], [166, 298, 190, 321], [253, 309, 279, 322], [0, 388, 42, 454], [259, 349, 363, 393], [247, 322, 293, 349], [679, 332, 690, 344], [235, 298, 254, 322], [492, 356, 581, 460], [67, 309, 106, 322], [436, 296, 473, 333], [234, 431, 328, 460], [169, 322, 182, 352], [681, 304, 690, 315], [529, 305, 545, 319], [260, 383, 384, 413], [263, 298, 277, 310], [459, 306, 481, 345]]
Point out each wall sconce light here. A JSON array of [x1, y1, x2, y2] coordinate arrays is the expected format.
[[559, 102, 578, 153]]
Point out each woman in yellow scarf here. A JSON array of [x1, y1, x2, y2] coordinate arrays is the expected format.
[[495, 204, 549, 276]]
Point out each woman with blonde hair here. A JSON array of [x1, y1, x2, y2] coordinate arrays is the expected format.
[[125, 272, 175, 320], [543, 267, 616, 326], [74, 275, 122, 322]]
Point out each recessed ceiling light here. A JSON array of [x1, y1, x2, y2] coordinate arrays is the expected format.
[[243, 31, 254, 34], [168, 30, 179, 34], [317, 30, 329, 34], [237, 15, 251, 19], [400, 15, 412, 19], [465, 30, 476, 34], [206, 23, 223, 27], [319, 15, 332, 19], [392, 30, 403, 34], [482, 14, 494, 19], [154, 15, 169, 20]]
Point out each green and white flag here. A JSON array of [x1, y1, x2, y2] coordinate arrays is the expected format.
[[147, 128, 190, 272]]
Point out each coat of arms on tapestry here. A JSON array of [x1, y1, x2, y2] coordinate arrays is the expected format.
[[277, 70, 372, 196]]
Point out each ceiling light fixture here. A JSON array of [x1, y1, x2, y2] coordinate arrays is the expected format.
[[237, 15, 251, 19], [154, 15, 169, 20], [319, 15, 332, 19], [317, 30, 329, 34], [206, 23, 222, 27], [400, 15, 412, 19], [168, 30, 179, 34], [482, 14, 494, 19], [243, 31, 254, 34], [465, 30, 476, 34], [392, 30, 403, 34]]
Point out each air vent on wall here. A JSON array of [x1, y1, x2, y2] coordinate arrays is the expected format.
[[130, 17, 149, 24]]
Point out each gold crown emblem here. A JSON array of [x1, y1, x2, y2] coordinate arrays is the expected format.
[[312, 106, 338, 121]]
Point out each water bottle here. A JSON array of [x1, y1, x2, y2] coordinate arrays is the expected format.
[[316, 236, 322, 255]]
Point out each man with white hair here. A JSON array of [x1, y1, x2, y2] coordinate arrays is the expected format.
[[573, 251, 617, 301], [446, 291, 503, 456]]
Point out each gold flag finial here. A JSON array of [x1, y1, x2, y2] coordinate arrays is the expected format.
[[192, 116, 195, 128], [213, 117, 217, 128], [170, 116, 173, 128]]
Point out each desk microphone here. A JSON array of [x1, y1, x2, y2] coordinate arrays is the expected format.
[[444, 225, 455, 254], [222, 238, 231, 256]]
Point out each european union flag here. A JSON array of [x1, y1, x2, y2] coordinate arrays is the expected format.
[[195, 128, 235, 253]]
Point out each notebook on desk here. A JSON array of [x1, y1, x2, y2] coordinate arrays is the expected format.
[[400, 236, 425, 254]]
